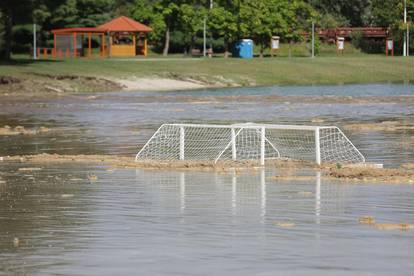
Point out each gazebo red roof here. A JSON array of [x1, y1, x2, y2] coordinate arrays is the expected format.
[[52, 27, 106, 34], [98, 16, 152, 32], [51, 16, 152, 34]]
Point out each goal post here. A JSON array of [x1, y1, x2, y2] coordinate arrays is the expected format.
[[135, 123, 365, 165]]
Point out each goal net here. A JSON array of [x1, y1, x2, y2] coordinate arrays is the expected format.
[[135, 123, 365, 165]]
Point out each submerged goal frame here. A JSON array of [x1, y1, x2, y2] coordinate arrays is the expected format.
[[135, 123, 365, 165]]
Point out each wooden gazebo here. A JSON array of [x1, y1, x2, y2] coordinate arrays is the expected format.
[[51, 16, 152, 58]]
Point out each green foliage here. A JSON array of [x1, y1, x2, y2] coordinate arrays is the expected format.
[[50, 0, 114, 28], [349, 31, 364, 49], [1, 0, 414, 58], [208, 5, 238, 54], [313, 34, 321, 55]]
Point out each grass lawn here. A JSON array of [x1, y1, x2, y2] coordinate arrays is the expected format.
[[1, 45, 414, 93]]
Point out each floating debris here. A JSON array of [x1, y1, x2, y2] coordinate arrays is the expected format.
[[275, 222, 296, 228], [297, 191, 313, 197], [374, 223, 414, 231], [13, 237, 19, 247], [88, 174, 98, 182], [69, 178, 84, 182], [359, 216, 376, 225], [18, 167, 42, 172], [311, 118, 325, 123], [61, 194, 74, 198], [0, 125, 51, 136]]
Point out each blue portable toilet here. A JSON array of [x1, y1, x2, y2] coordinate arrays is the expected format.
[[234, 39, 253, 58]]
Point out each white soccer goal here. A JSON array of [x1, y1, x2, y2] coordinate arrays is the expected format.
[[135, 123, 365, 165]]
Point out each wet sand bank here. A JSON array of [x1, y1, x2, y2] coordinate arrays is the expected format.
[[2, 153, 414, 183]]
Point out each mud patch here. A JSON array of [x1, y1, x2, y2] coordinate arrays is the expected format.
[[344, 120, 414, 132], [0, 74, 123, 97], [1, 154, 315, 172], [327, 166, 414, 183], [0, 125, 51, 136], [2, 154, 414, 182], [0, 76, 21, 85]]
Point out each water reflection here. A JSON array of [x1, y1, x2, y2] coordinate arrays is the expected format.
[[1, 165, 414, 274], [154, 169, 326, 227]]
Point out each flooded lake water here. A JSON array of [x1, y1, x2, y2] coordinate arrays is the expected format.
[[1, 84, 414, 275]]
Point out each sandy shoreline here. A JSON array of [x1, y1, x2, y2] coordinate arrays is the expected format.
[[0, 74, 238, 98], [117, 77, 208, 91]]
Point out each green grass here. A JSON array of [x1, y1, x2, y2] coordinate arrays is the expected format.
[[1, 50, 414, 90]]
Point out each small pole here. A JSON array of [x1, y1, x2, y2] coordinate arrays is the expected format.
[[408, 23, 410, 56], [231, 128, 236, 161], [33, 23, 37, 60], [179, 127, 185, 160], [404, 0, 407, 56], [203, 18, 207, 57], [260, 127, 265, 166], [311, 21, 315, 58], [209, 0, 213, 54], [315, 127, 321, 165]]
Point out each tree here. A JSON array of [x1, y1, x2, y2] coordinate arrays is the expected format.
[[306, 0, 372, 27], [239, 0, 315, 57], [50, 0, 115, 28], [0, 0, 35, 59], [178, 3, 206, 53], [208, 5, 238, 57]]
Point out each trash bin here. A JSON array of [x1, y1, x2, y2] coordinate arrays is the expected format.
[[233, 39, 253, 58]]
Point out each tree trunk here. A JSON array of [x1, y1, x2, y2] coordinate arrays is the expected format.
[[163, 26, 170, 56], [2, 11, 13, 60], [224, 39, 229, 58], [259, 43, 264, 58]]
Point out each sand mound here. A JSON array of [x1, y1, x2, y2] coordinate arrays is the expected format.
[[327, 166, 414, 183]]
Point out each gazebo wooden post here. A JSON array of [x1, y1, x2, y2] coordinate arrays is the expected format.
[[109, 32, 113, 58], [53, 33, 57, 59], [144, 35, 148, 57], [133, 33, 136, 56], [88, 33, 92, 57], [73, 32, 77, 57], [101, 33, 105, 57], [81, 34, 84, 57]]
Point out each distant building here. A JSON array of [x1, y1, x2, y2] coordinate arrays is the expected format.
[[51, 16, 152, 58]]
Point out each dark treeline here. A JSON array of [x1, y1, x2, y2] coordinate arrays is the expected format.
[[0, 0, 413, 59]]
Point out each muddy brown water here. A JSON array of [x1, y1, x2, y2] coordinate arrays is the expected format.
[[1, 84, 414, 275]]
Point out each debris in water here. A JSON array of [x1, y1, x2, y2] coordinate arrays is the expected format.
[[88, 174, 98, 182], [359, 216, 376, 225], [311, 118, 325, 123], [374, 223, 414, 231], [275, 222, 296, 228], [297, 191, 313, 197], [0, 125, 51, 136], [61, 194, 74, 198], [69, 178, 83, 182], [18, 167, 42, 171], [13, 237, 19, 247]]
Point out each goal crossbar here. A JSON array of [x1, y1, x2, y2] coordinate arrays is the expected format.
[[135, 123, 365, 166]]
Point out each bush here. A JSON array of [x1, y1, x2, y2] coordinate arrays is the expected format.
[[350, 31, 384, 54], [350, 31, 364, 49]]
